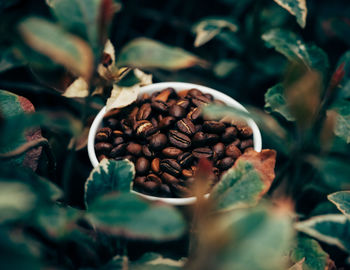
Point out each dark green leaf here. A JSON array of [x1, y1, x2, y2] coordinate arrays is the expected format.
[[213, 59, 239, 78], [18, 17, 93, 78], [86, 192, 186, 240], [272, 0, 307, 28], [262, 29, 329, 75], [291, 235, 330, 270], [264, 83, 295, 121], [328, 191, 350, 218], [295, 214, 350, 253], [84, 159, 135, 207], [193, 16, 238, 47], [130, 253, 185, 270], [210, 150, 276, 211], [117, 38, 208, 70], [0, 48, 25, 73]]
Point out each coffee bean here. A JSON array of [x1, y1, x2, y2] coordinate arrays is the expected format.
[[176, 99, 190, 109], [105, 118, 119, 129], [238, 126, 253, 138], [193, 131, 207, 145], [225, 143, 242, 159], [129, 107, 139, 121], [98, 127, 112, 137], [142, 145, 154, 158], [120, 119, 133, 137], [112, 136, 124, 146], [143, 181, 160, 194], [159, 184, 172, 197], [134, 176, 146, 188], [182, 169, 193, 178], [134, 120, 157, 137], [154, 87, 175, 102], [160, 159, 181, 176], [203, 121, 226, 133], [123, 155, 135, 162], [169, 104, 186, 118], [98, 154, 107, 161], [137, 93, 151, 104], [222, 127, 238, 143], [204, 93, 214, 101], [195, 124, 202, 132], [112, 130, 123, 137], [162, 147, 183, 158], [192, 147, 213, 159], [161, 172, 179, 185], [240, 139, 253, 150], [206, 134, 220, 145], [171, 184, 191, 197], [149, 133, 167, 151], [146, 174, 162, 185], [151, 100, 168, 112], [213, 142, 225, 159], [192, 97, 209, 107], [95, 132, 109, 142], [217, 157, 234, 170], [126, 142, 142, 156], [159, 116, 176, 129], [136, 157, 150, 175], [177, 152, 193, 167], [151, 158, 160, 174], [187, 107, 201, 122], [110, 143, 126, 157], [150, 117, 158, 128], [187, 88, 203, 97], [176, 118, 196, 136], [168, 130, 191, 149], [167, 99, 176, 107], [95, 142, 113, 154], [137, 103, 152, 120]]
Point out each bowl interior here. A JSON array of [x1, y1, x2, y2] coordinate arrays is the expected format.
[[88, 82, 262, 205]]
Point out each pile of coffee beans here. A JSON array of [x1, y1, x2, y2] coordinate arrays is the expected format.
[[94, 87, 254, 198]]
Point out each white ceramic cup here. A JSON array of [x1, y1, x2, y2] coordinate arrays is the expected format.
[[88, 82, 262, 205]]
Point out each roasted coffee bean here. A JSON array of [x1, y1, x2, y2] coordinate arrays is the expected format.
[[177, 152, 193, 167], [192, 97, 209, 107], [176, 99, 190, 109], [176, 118, 196, 136], [168, 130, 191, 149], [123, 155, 135, 162], [134, 120, 157, 137], [206, 134, 220, 145], [129, 107, 139, 121], [187, 107, 201, 122], [120, 119, 133, 136], [95, 142, 113, 154], [98, 154, 107, 161], [161, 172, 179, 185], [134, 176, 146, 187], [217, 157, 234, 170], [182, 169, 193, 178], [149, 133, 167, 151], [232, 138, 241, 147], [187, 88, 203, 97], [105, 118, 119, 129], [171, 184, 191, 197], [160, 159, 181, 176], [204, 93, 214, 101], [98, 127, 112, 137], [192, 147, 213, 159], [136, 103, 152, 120], [142, 181, 160, 194], [159, 184, 172, 197], [150, 117, 158, 128], [169, 104, 186, 118], [213, 142, 225, 159], [203, 121, 226, 133], [142, 145, 154, 158], [95, 132, 109, 142], [193, 132, 207, 145], [225, 143, 242, 159], [146, 174, 162, 185], [110, 143, 126, 157], [112, 130, 123, 137], [238, 126, 253, 138], [162, 147, 183, 158], [103, 108, 121, 119], [136, 157, 150, 175], [151, 100, 168, 112], [112, 136, 124, 146], [240, 139, 254, 150], [154, 87, 175, 102], [195, 124, 202, 132], [158, 116, 176, 129], [137, 93, 150, 104], [167, 99, 176, 107], [151, 158, 160, 174], [222, 127, 238, 143], [126, 142, 142, 156]]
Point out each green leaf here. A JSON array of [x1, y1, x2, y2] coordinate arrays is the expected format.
[[46, 0, 109, 55], [131, 253, 185, 270], [210, 150, 276, 211], [0, 48, 25, 73], [295, 214, 350, 253], [290, 235, 330, 270], [213, 59, 239, 78], [272, 0, 307, 28], [84, 159, 135, 207], [193, 16, 238, 47], [262, 29, 329, 75], [330, 100, 350, 143], [117, 38, 208, 70], [18, 17, 93, 78], [86, 192, 186, 240], [334, 51, 350, 100], [328, 191, 350, 218], [0, 181, 36, 223], [265, 83, 296, 121]]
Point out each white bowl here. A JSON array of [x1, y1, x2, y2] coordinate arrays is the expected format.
[[88, 82, 262, 205]]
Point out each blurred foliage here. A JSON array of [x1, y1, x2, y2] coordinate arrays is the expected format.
[[1, 0, 350, 269]]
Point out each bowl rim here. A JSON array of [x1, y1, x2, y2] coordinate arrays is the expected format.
[[88, 82, 262, 205]]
